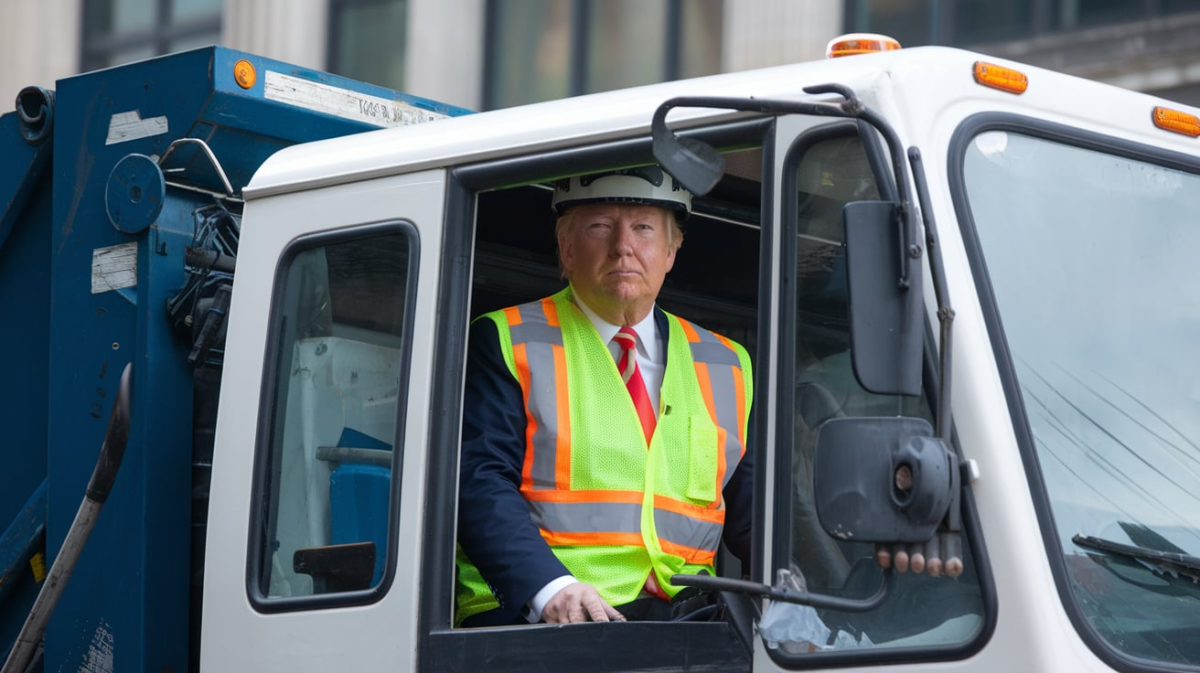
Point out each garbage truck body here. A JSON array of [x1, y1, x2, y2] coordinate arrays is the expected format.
[[1, 40, 1198, 673]]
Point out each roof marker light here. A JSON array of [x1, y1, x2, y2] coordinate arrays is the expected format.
[[826, 33, 901, 59], [1152, 106, 1200, 137], [972, 61, 1027, 94]]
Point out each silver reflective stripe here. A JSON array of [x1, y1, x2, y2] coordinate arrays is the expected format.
[[513, 301, 561, 490], [528, 500, 642, 534], [706, 362, 743, 488], [689, 341, 741, 367], [686, 323, 745, 487], [510, 321, 563, 346], [529, 499, 722, 553], [655, 508, 723, 553]]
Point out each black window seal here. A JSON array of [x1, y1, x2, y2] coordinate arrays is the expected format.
[[246, 219, 419, 614], [770, 119, 862, 586], [418, 118, 772, 672], [947, 110, 1200, 673], [766, 121, 995, 669]]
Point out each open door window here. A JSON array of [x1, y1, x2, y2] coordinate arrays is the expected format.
[[762, 122, 988, 664], [421, 119, 770, 672]]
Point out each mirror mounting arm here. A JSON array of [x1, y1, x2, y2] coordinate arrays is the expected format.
[[907, 147, 955, 448], [672, 570, 894, 613], [651, 85, 919, 292], [910, 145, 963, 538]]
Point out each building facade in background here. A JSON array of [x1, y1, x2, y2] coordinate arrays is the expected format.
[[2, 0, 1198, 114]]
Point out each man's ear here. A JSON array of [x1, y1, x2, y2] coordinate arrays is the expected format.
[[664, 242, 677, 273]]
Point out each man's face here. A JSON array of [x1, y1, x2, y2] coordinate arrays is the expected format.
[[559, 203, 678, 324]]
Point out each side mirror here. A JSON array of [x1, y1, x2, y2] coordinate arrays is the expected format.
[[650, 104, 725, 196], [844, 201, 923, 396], [814, 417, 957, 543]]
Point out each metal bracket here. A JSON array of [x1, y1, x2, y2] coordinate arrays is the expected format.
[[157, 138, 237, 198]]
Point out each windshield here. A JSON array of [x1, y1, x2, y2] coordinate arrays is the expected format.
[[963, 130, 1200, 666]]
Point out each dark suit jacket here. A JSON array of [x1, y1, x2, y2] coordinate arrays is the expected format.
[[457, 305, 754, 626]]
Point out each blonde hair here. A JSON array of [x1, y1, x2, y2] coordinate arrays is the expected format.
[[555, 206, 684, 279]]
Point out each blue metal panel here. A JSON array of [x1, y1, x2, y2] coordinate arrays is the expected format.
[[46, 49, 206, 673], [31, 46, 472, 672], [0, 106, 52, 658], [0, 481, 47, 661], [0, 107, 52, 252]]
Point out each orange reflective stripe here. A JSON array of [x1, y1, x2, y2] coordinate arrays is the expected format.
[[653, 494, 725, 523], [541, 531, 646, 548], [525, 489, 643, 504], [503, 306, 523, 326], [659, 539, 716, 566], [542, 296, 560, 327], [552, 343, 571, 490], [513, 342, 538, 491], [678, 317, 702, 343]]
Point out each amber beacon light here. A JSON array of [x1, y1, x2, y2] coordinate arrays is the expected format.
[[826, 33, 902, 58], [1151, 106, 1200, 137]]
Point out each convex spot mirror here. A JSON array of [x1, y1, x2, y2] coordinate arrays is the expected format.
[[814, 417, 956, 543], [844, 201, 923, 397]]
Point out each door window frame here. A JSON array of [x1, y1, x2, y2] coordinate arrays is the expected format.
[[246, 219, 420, 613]]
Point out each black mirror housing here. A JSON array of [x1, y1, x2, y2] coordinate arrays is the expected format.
[[651, 131, 725, 196], [814, 417, 957, 543], [844, 201, 923, 396]]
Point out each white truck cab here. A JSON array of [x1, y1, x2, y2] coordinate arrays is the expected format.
[[195, 43, 1200, 672]]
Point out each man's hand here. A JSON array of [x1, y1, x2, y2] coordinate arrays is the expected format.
[[541, 582, 627, 623], [875, 531, 964, 578]]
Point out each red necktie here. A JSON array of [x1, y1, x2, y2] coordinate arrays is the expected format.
[[614, 327, 668, 602], [613, 326, 656, 445]]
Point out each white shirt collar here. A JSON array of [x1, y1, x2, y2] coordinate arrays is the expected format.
[[571, 287, 661, 362]]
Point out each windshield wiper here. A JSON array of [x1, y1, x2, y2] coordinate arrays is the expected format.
[[1072, 533, 1200, 582]]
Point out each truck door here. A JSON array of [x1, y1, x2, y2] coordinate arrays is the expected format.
[[750, 114, 994, 668], [200, 169, 446, 671]]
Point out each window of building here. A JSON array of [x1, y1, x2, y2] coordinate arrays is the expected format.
[[328, 0, 408, 91], [81, 0, 222, 71], [844, 0, 1196, 47], [483, 0, 723, 110]]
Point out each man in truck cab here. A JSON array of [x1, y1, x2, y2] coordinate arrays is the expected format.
[[455, 167, 755, 626]]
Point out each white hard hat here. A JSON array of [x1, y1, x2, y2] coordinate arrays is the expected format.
[[551, 166, 692, 218]]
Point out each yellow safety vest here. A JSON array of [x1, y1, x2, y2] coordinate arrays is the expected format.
[[456, 287, 752, 623]]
